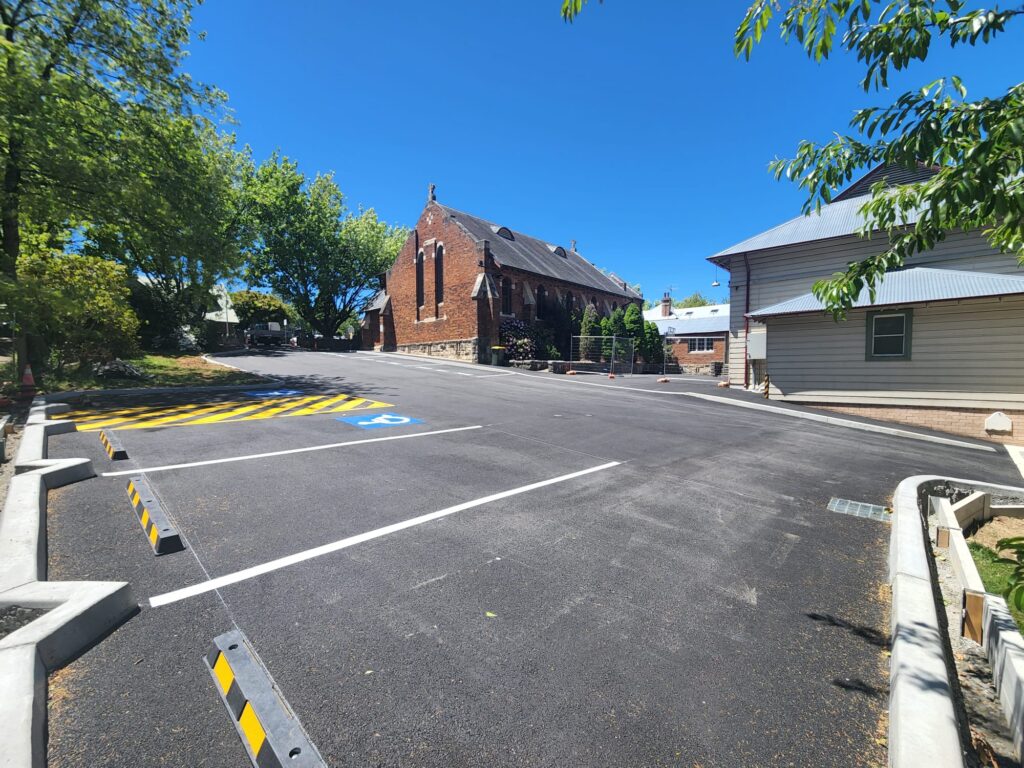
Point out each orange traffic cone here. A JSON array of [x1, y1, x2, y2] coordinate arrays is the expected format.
[[19, 363, 37, 400]]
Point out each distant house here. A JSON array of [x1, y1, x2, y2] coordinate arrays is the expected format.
[[363, 186, 642, 362], [708, 163, 1024, 444], [643, 294, 729, 375]]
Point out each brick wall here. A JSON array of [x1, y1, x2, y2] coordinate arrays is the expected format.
[[667, 334, 727, 374], [812, 403, 1024, 446], [382, 201, 641, 363], [385, 202, 484, 350]]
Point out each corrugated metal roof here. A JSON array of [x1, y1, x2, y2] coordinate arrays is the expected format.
[[712, 194, 923, 258], [711, 164, 937, 260], [643, 303, 729, 323], [646, 303, 730, 335], [833, 163, 938, 202], [748, 268, 1024, 318], [650, 314, 730, 335], [437, 204, 641, 299]]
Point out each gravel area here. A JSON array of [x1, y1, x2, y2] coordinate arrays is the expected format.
[[929, 507, 1020, 767], [0, 605, 48, 639]]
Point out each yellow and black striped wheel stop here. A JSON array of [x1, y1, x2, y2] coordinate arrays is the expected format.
[[99, 429, 129, 460], [126, 476, 183, 555], [205, 630, 325, 768], [56, 391, 393, 431]]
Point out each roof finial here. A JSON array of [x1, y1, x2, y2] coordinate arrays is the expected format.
[[428, 183, 436, 203], [570, 239, 577, 253]]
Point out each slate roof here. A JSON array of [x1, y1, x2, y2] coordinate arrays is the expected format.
[[437, 204, 641, 299], [748, 268, 1024, 319], [643, 303, 730, 335], [710, 164, 937, 261]]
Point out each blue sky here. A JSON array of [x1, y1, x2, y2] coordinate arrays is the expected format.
[[186, 1, 1018, 303]]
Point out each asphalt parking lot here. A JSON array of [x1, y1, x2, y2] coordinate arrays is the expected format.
[[44, 350, 1024, 767]]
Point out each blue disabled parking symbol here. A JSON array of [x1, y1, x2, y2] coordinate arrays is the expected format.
[[245, 388, 303, 398], [338, 413, 423, 430]]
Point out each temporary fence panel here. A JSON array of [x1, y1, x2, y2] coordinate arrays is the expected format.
[[569, 336, 635, 376]]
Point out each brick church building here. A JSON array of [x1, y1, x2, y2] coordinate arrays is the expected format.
[[362, 187, 642, 363]]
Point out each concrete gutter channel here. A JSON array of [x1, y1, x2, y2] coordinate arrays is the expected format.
[[0, 398, 136, 768], [889, 475, 1024, 768]]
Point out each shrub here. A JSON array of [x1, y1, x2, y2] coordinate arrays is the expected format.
[[500, 319, 537, 360]]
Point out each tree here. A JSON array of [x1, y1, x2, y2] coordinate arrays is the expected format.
[[563, 0, 1024, 315], [623, 302, 644, 338], [606, 307, 627, 337], [674, 291, 713, 308], [0, 0, 215, 372], [85, 119, 255, 334], [246, 155, 407, 338], [578, 302, 600, 359], [638, 321, 664, 364], [230, 290, 296, 327], [12, 250, 139, 373]]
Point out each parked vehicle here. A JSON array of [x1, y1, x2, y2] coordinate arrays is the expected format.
[[245, 322, 290, 347]]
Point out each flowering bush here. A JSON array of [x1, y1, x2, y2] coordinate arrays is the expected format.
[[499, 319, 537, 360]]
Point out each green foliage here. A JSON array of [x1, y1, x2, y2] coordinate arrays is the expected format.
[[674, 291, 714, 308], [997, 536, 1024, 613], [637, 321, 665, 364], [0, 0, 217, 279], [11, 251, 139, 373], [579, 303, 600, 336], [245, 155, 407, 337], [623, 302, 644, 338], [563, 0, 1024, 314], [84, 120, 254, 331], [230, 290, 296, 327], [606, 307, 627, 338], [734, 0, 1024, 315], [561, 0, 600, 22]]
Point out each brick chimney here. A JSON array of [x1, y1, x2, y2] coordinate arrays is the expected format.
[[661, 291, 672, 317]]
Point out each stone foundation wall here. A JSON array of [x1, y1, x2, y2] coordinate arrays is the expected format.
[[811, 403, 1024, 446], [395, 338, 480, 363]]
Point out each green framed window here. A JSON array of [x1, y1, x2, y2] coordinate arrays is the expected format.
[[866, 309, 912, 361]]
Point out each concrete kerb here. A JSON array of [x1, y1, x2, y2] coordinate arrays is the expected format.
[[1, 399, 136, 768], [888, 475, 1024, 768]]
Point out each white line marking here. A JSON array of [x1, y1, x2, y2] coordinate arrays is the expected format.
[[474, 372, 518, 379], [148, 460, 621, 607], [101, 426, 483, 477], [1007, 446, 1024, 480], [452, 372, 476, 377]]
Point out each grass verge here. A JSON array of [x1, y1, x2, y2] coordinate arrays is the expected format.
[[36, 353, 268, 393], [968, 542, 1024, 633]]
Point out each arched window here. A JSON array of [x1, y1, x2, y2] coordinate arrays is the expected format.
[[611, 301, 618, 312], [434, 244, 444, 305], [501, 277, 513, 315], [590, 295, 597, 307], [415, 250, 424, 308], [536, 285, 547, 318], [564, 292, 575, 313]]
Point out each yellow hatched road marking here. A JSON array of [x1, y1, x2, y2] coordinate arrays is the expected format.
[[282, 393, 354, 417], [330, 397, 370, 412], [236, 395, 326, 420], [184, 397, 302, 425], [238, 702, 267, 756], [76, 400, 245, 431], [70, 392, 393, 430], [212, 653, 234, 695], [140, 509, 149, 528], [115, 400, 264, 430], [132, 491, 141, 506]]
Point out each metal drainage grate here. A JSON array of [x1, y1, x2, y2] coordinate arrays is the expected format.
[[827, 497, 892, 523]]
